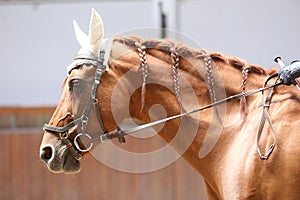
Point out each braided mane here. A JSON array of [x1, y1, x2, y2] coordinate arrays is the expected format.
[[114, 36, 275, 115], [114, 36, 274, 75]]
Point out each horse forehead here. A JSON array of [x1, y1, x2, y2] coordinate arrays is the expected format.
[[69, 65, 96, 79]]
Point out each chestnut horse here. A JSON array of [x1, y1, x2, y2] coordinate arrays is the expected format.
[[40, 10, 300, 199]]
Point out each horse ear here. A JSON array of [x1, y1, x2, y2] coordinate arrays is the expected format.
[[88, 8, 104, 53], [73, 20, 89, 49]]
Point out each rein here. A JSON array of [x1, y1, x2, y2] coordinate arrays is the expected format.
[[43, 39, 283, 161], [103, 79, 281, 137]]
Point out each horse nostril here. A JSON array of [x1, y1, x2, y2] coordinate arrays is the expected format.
[[40, 146, 54, 163]]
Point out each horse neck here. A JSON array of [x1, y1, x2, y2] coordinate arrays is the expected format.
[[99, 38, 270, 141]]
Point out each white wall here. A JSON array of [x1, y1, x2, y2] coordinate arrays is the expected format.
[[0, 0, 299, 106], [179, 0, 300, 67], [0, 1, 152, 106]]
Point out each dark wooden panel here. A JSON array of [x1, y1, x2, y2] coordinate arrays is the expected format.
[[0, 133, 208, 200]]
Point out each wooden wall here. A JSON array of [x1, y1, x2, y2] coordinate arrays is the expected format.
[[0, 107, 208, 200]]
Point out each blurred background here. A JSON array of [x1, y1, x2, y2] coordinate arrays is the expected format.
[[0, 0, 299, 199]]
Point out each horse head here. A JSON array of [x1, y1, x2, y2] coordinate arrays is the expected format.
[[39, 9, 117, 173]]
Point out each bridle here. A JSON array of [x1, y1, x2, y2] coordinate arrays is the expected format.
[[43, 38, 283, 161], [43, 38, 116, 160]]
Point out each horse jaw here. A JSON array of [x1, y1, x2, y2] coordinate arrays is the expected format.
[[73, 8, 104, 56]]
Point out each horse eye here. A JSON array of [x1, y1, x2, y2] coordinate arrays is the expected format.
[[69, 78, 82, 91]]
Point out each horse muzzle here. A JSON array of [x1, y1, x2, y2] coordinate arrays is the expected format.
[[40, 136, 82, 174]]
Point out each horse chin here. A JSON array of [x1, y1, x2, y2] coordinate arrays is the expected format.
[[62, 152, 81, 174], [46, 141, 81, 174]]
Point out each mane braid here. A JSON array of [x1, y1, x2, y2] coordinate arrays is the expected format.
[[240, 66, 249, 118], [170, 47, 183, 110], [135, 41, 148, 109], [204, 56, 217, 103]]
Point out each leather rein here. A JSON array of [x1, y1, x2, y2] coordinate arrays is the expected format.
[[43, 39, 282, 161]]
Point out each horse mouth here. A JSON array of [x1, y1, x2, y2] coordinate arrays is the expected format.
[[40, 140, 81, 174]]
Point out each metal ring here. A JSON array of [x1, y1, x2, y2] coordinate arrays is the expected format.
[[59, 132, 69, 139], [81, 115, 89, 123], [74, 133, 93, 152]]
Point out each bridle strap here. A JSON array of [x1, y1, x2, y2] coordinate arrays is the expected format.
[[60, 134, 83, 160], [43, 118, 82, 133], [93, 99, 107, 134], [80, 67, 107, 133]]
